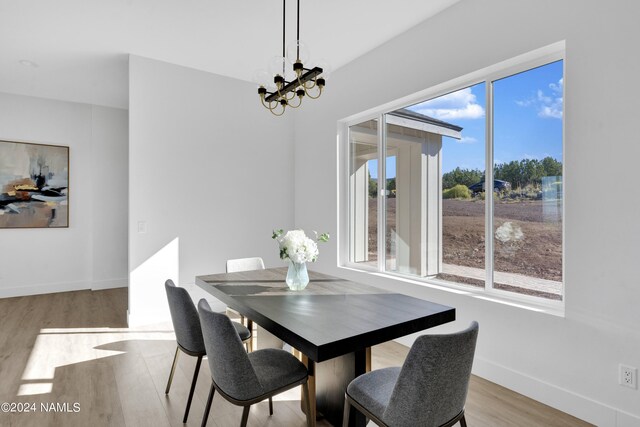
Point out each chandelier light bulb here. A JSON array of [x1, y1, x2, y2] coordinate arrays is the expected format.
[[268, 56, 288, 79], [286, 40, 310, 65], [253, 69, 271, 88], [315, 58, 332, 80]]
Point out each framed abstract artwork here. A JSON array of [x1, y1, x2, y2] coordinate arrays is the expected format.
[[0, 140, 69, 228]]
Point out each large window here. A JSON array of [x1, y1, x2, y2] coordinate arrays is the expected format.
[[348, 118, 379, 267], [492, 61, 564, 299], [346, 54, 564, 303]]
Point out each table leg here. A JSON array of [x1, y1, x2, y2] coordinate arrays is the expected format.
[[303, 349, 367, 427], [301, 354, 317, 427]]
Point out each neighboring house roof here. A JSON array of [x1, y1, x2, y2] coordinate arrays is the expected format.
[[389, 108, 463, 133], [384, 108, 463, 140], [349, 108, 464, 152]]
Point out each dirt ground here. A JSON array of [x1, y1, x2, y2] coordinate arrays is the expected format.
[[367, 197, 562, 283], [443, 198, 562, 282]]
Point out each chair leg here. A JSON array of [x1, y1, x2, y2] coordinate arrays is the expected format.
[[165, 346, 180, 394], [240, 405, 251, 427], [342, 393, 351, 427], [269, 397, 273, 415], [183, 355, 202, 423], [303, 382, 313, 427], [201, 383, 215, 427], [460, 414, 468, 427], [247, 319, 254, 352]]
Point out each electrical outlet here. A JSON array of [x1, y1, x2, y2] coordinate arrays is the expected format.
[[619, 364, 637, 389]]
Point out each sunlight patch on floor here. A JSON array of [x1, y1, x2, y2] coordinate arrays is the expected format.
[[270, 385, 302, 402], [18, 327, 174, 396], [17, 382, 53, 396]]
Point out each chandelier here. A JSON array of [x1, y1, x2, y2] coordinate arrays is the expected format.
[[256, 0, 326, 116]]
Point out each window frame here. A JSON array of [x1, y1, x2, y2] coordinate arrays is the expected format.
[[339, 42, 565, 312]]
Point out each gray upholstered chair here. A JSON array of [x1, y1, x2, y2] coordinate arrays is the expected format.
[[197, 299, 312, 427], [164, 280, 252, 423], [342, 321, 479, 427]]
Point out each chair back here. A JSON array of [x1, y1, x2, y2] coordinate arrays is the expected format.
[[383, 321, 479, 427], [226, 257, 265, 273], [164, 280, 205, 354], [197, 299, 264, 401]]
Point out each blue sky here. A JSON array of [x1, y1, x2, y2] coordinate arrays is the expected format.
[[370, 60, 563, 178]]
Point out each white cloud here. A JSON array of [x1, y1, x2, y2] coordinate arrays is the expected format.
[[537, 90, 552, 104], [410, 87, 485, 120], [459, 136, 478, 144], [517, 78, 563, 119], [549, 78, 563, 93], [539, 104, 563, 119]]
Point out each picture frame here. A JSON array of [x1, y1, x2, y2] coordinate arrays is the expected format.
[[0, 140, 69, 228]]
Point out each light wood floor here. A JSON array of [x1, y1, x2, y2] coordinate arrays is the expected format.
[[0, 288, 592, 427]]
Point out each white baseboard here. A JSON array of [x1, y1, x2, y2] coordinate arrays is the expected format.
[[0, 280, 91, 298], [0, 278, 128, 299], [91, 278, 128, 290], [472, 356, 640, 427]]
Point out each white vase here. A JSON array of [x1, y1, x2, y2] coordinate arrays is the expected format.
[[286, 260, 309, 291]]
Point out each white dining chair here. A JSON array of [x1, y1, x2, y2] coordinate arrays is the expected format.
[[225, 257, 285, 350]]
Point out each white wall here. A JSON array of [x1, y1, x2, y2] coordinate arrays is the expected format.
[[128, 56, 295, 325], [294, 0, 640, 425], [91, 106, 129, 289], [0, 92, 128, 297]]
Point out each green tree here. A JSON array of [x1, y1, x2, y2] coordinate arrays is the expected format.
[[494, 157, 563, 189], [495, 160, 523, 188], [386, 177, 396, 197], [541, 156, 563, 177], [442, 167, 484, 190], [368, 172, 377, 198]]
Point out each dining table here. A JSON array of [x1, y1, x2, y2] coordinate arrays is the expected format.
[[196, 267, 455, 427]]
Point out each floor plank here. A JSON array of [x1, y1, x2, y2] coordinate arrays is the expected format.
[[0, 288, 592, 427]]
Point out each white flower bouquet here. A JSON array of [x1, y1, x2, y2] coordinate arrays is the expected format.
[[272, 229, 329, 264]]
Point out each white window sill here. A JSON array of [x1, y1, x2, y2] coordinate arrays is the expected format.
[[338, 264, 565, 318]]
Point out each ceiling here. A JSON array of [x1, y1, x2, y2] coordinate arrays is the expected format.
[[0, 0, 460, 109]]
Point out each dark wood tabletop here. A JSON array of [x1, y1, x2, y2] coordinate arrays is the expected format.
[[196, 267, 455, 362]]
